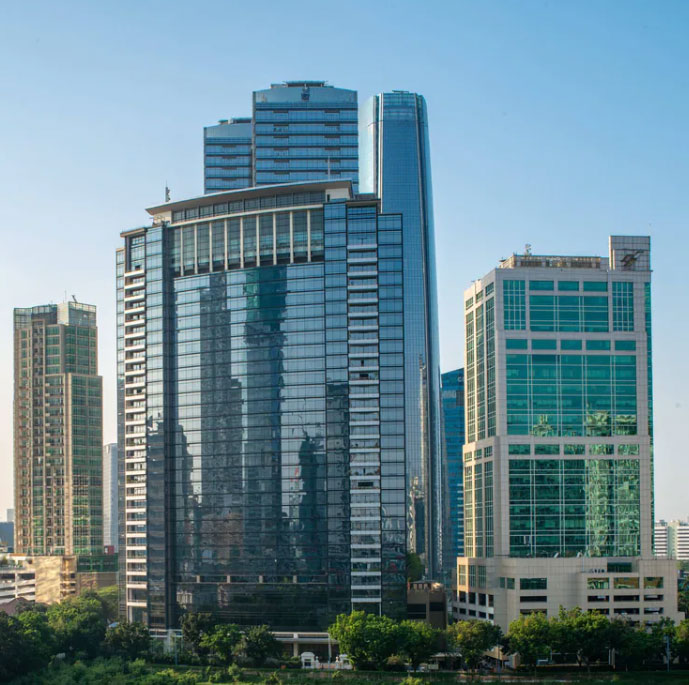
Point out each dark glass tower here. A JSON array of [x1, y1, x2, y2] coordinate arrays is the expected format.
[[118, 180, 406, 630], [359, 92, 443, 577], [441, 369, 465, 565], [203, 82, 358, 194]]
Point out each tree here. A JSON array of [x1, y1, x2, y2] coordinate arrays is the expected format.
[[16, 610, 55, 670], [0, 612, 33, 681], [241, 625, 282, 667], [180, 612, 217, 656], [549, 607, 609, 670], [674, 618, 689, 666], [47, 594, 108, 657], [506, 612, 551, 672], [398, 620, 439, 670], [199, 623, 242, 664], [328, 611, 401, 670], [105, 620, 152, 659], [406, 553, 424, 582], [447, 619, 502, 671]]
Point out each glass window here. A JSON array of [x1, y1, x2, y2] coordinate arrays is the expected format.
[[530, 281, 554, 291], [508, 444, 530, 455], [506, 338, 528, 350], [644, 577, 663, 589], [587, 340, 611, 350], [559, 281, 579, 291], [520, 578, 547, 590], [615, 340, 636, 351], [614, 577, 639, 589], [532, 339, 556, 350], [561, 339, 582, 350], [584, 281, 608, 292], [504, 280, 526, 330], [613, 282, 634, 332]]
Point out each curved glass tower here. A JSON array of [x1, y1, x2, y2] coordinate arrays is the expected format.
[[360, 92, 444, 578]]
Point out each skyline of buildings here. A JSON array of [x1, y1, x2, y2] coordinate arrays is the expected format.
[[13, 301, 103, 557], [454, 235, 681, 630], [5, 74, 687, 635]]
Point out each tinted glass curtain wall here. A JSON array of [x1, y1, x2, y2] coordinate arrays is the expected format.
[[360, 92, 443, 578], [117, 181, 407, 630]]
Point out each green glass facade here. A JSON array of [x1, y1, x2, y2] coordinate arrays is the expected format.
[[506, 353, 637, 437], [509, 458, 640, 557]]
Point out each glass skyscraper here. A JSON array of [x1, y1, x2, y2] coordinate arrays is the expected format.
[[441, 369, 465, 565], [203, 82, 358, 194], [204, 118, 252, 193], [118, 180, 407, 630], [14, 302, 103, 556], [359, 92, 443, 578], [454, 236, 681, 630]]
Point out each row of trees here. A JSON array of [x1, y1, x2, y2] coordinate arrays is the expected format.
[[328, 609, 689, 673], [0, 592, 284, 683], [508, 609, 689, 672]]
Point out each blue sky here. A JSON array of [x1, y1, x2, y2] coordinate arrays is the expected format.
[[1, 0, 688, 519]]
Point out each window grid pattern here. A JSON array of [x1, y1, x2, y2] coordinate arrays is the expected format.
[[503, 280, 526, 330], [509, 458, 641, 558], [612, 282, 634, 331], [506, 354, 637, 437]]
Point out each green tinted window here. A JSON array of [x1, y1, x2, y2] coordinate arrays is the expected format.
[[559, 281, 579, 291], [535, 444, 560, 455], [561, 339, 582, 350], [587, 340, 611, 350], [564, 444, 585, 455], [504, 280, 526, 330], [509, 444, 531, 455], [584, 281, 608, 292], [532, 339, 556, 350], [612, 282, 634, 332], [615, 340, 636, 351], [530, 280, 554, 291], [506, 338, 528, 350]]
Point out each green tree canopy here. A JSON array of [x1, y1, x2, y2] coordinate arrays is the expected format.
[[506, 612, 551, 671], [46, 594, 108, 657], [105, 620, 152, 659], [240, 624, 282, 667], [398, 620, 439, 670], [180, 612, 217, 656], [447, 619, 502, 671], [199, 623, 242, 665], [549, 607, 609, 669], [406, 553, 424, 582], [328, 611, 402, 670]]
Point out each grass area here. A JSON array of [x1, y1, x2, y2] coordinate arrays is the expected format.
[[9, 659, 689, 685]]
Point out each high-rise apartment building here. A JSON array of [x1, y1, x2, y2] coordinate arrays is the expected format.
[[454, 236, 681, 629], [13, 302, 103, 556], [360, 92, 443, 577], [118, 180, 407, 630], [203, 82, 358, 194], [655, 520, 669, 558], [655, 519, 689, 560], [442, 369, 465, 566], [103, 443, 118, 550]]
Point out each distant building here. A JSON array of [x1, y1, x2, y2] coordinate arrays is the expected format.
[[0, 522, 14, 551], [454, 236, 682, 629], [6, 509, 14, 523], [204, 82, 358, 194], [655, 520, 669, 558], [407, 581, 447, 629], [0, 559, 35, 605], [103, 443, 118, 550], [441, 369, 465, 566], [655, 519, 689, 560], [13, 302, 103, 556]]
